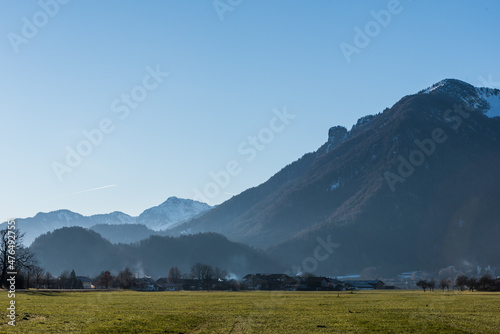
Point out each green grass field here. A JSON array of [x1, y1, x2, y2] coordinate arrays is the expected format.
[[1, 290, 499, 333]]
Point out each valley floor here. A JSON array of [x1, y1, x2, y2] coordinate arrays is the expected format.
[[1, 290, 499, 333]]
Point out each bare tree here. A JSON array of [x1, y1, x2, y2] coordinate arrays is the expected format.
[[478, 275, 495, 291], [32, 265, 45, 289], [428, 279, 436, 292], [190, 262, 214, 289], [466, 277, 477, 292], [117, 268, 135, 289], [190, 262, 204, 281], [0, 227, 38, 288], [416, 280, 429, 292], [214, 267, 228, 281], [26, 266, 34, 289], [44, 271, 53, 289], [58, 271, 70, 289], [167, 266, 182, 284], [99, 271, 114, 289], [439, 278, 451, 291], [455, 275, 468, 291]]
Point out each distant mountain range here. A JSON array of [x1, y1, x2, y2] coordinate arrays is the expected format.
[[1, 197, 211, 246]]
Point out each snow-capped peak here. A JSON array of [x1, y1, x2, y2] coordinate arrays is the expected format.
[[138, 198, 212, 231], [421, 79, 448, 94], [420, 78, 500, 118]]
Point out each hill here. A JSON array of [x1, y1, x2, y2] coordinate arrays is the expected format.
[[89, 224, 158, 244], [29, 227, 280, 278]]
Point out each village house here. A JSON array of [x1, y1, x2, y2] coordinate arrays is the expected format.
[[134, 276, 160, 291], [156, 278, 181, 291], [345, 280, 385, 290], [298, 277, 344, 291], [76, 276, 94, 289], [243, 274, 291, 290]]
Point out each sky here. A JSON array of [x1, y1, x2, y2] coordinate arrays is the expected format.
[[1, 0, 499, 222]]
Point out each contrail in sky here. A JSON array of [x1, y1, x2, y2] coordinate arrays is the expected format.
[[65, 184, 117, 196], [43, 185, 117, 202]]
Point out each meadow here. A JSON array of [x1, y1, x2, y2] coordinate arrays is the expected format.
[[1, 290, 499, 333]]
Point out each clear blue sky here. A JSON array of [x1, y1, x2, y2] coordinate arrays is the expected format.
[[1, 0, 499, 221]]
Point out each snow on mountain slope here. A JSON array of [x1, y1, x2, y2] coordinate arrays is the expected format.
[[88, 211, 136, 225], [422, 78, 500, 117], [32, 210, 86, 230], [137, 197, 212, 231], [479, 89, 500, 118]]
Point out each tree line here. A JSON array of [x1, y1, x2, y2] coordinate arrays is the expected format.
[[416, 274, 500, 292], [3, 227, 499, 292], [0, 227, 239, 290], [92, 263, 232, 290]]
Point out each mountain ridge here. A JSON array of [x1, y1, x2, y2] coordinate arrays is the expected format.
[[29, 226, 280, 278], [1, 197, 212, 246], [166, 78, 500, 275], [6, 78, 500, 276]]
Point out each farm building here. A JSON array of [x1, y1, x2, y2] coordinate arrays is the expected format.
[[76, 276, 94, 289], [345, 280, 384, 290]]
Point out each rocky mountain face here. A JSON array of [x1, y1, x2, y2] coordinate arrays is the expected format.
[[167, 79, 500, 276]]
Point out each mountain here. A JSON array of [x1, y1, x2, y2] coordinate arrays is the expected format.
[[89, 224, 158, 244], [29, 227, 280, 278], [137, 197, 212, 231], [2, 197, 212, 246], [88, 211, 136, 225], [167, 79, 500, 276], [30, 227, 121, 277], [420, 79, 500, 118]]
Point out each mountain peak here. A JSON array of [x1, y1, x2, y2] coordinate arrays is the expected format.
[[138, 197, 212, 231], [160, 196, 208, 207], [33, 209, 82, 220], [421, 78, 475, 95], [161, 196, 181, 205], [419, 78, 500, 117]]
